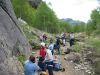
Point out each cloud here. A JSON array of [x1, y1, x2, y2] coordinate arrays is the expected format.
[[44, 0, 99, 22]]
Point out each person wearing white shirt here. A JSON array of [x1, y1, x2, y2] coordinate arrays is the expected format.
[[43, 49, 54, 75], [48, 39, 54, 55]]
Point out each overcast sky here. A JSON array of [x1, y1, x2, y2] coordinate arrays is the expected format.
[[43, 0, 99, 22]]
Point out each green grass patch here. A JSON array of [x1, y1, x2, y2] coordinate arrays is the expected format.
[[94, 61, 100, 75], [86, 37, 100, 56], [72, 42, 83, 53], [16, 54, 26, 66], [85, 36, 100, 75]]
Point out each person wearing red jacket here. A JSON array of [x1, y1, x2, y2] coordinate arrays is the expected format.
[[38, 42, 47, 71], [39, 42, 46, 59]]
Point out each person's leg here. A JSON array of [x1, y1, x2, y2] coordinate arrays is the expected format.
[[47, 65, 53, 75], [47, 62, 54, 75], [57, 45, 60, 54], [51, 50, 54, 55], [58, 48, 60, 54], [69, 39, 71, 46], [43, 62, 47, 71], [72, 39, 75, 45], [70, 39, 73, 46]]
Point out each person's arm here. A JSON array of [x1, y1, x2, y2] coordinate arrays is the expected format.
[[43, 52, 50, 62], [34, 63, 41, 71]]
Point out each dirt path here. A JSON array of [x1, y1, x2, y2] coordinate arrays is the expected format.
[[54, 54, 85, 75]]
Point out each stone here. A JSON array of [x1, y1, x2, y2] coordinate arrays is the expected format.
[[0, 0, 31, 75]]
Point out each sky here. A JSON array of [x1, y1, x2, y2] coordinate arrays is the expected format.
[[43, 0, 99, 22]]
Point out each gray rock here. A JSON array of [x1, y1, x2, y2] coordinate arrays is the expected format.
[[0, 0, 31, 75]]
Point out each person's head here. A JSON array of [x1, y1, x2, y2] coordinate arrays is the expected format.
[[29, 55, 35, 63], [40, 42, 45, 48]]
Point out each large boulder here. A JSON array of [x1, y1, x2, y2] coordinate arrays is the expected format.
[[0, 0, 31, 75]]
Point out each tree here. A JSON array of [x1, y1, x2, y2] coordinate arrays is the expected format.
[[86, 7, 100, 34], [11, 0, 36, 25], [91, 8, 100, 29], [58, 21, 72, 32], [33, 2, 59, 33]]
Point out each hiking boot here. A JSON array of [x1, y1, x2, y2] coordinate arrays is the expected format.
[[61, 68, 65, 72]]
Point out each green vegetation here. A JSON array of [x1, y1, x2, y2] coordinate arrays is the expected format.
[[16, 54, 26, 66], [11, 0, 59, 33], [11, 0, 36, 26], [86, 37, 100, 56], [72, 43, 83, 53], [85, 36, 100, 75], [33, 2, 59, 33], [95, 61, 100, 75], [72, 23, 86, 32], [86, 7, 100, 35], [86, 8, 100, 75], [58, 21, 72, 32], [11, 0, 86, 33], [20, 24, 56, 50]]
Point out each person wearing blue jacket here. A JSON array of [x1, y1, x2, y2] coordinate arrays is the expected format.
[[24, 55, 41, 75]]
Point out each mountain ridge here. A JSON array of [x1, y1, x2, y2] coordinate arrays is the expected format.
[[61, 18, 85, 25]]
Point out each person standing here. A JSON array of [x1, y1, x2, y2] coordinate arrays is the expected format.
[[62, 33, 66, 46], [55, 37, 60, 54], [24, 55, 40, 75], [48, 39, 54, 55], [69, 32, 75, 47]]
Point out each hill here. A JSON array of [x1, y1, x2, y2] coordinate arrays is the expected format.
[[61, 18, 85, 25]]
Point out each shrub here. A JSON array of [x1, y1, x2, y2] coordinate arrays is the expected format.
[[16, 54, 26, 66]]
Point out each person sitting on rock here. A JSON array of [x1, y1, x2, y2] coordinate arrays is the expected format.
[[53, 55, 65, 72]]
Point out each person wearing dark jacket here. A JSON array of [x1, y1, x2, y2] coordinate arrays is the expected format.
[[55, 37, 60, 54]]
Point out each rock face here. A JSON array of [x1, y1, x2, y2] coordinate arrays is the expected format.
[[0, 0, 31, 75]]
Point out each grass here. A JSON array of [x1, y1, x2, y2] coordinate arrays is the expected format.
[[86, 37, 100, 56], [16, 54, 26, 66], [85, 36, 100, 75], [94, 61, 100, 75], [72, 42, 83, 53]]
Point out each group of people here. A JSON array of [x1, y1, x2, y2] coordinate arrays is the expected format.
[[61, 32, 75, 47], [24, 32, 75, 75], [24, 40, 65, 75], [54, 32, 75, 54], [39, 34, 47, 42]]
